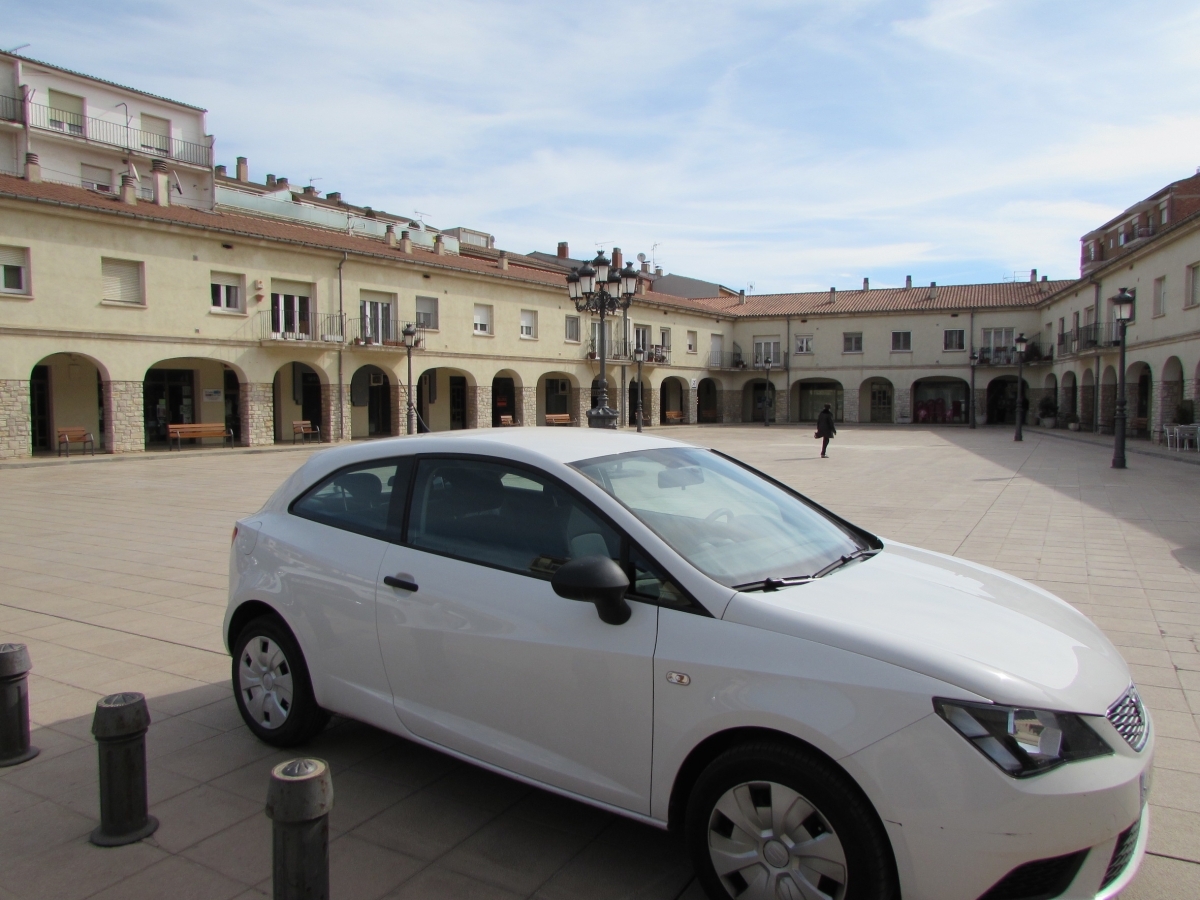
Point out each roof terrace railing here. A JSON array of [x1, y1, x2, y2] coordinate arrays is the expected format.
[[27, 102, 212, 168], [0, 93, 21, 124]]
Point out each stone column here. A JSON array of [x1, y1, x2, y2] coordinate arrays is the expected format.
[[468, 384, 491, 429], [647, 384, 661, 426], [240, 383, 275, 446], [1080, 385, 1095, 430], [843, 388, 860, 424], [684, 388, 698, 424], [0, 379, 31, 459], [570, 387, 587, 426], [104, 380, 145, 453], [719, 389, 741, 423], [894, 386, 913, 424], [1098, 383, 1116, 434], [1059, 383, 1074, 424], [320, 383, 351, 442], [519, 386, 536, 426]]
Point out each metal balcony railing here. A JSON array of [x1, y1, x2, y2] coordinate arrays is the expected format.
[[258, 310, 345, 343], [977, 341, 1051, 366], [27, 103, 213, 167], [346, 317, 425, 349], [750, 351, 787, 370], [0, 93, 21, 124], [1057, 322, 1122, 356], [708, 350, 747, 369]]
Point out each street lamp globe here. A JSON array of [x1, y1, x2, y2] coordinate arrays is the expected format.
[[1014, 333, 1027, 355], [401, 322, 417, 349], [1113, 288, 1135, 324]]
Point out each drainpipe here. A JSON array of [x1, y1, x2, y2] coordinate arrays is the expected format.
[[785, 316, 791, 423], [1093, 282, 1102, 433], [337, 253, 347, 441], [969, 309, 976, 425]]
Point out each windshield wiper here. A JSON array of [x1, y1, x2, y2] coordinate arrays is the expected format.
[[735, 548, 881, 592]]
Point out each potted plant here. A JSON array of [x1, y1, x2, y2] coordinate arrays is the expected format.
[[1038, 394, 1057, 429], [1065, 413, 1080, 431]]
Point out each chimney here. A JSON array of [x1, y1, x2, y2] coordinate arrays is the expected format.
[[214, 164, 227, 177], [905, 275, 912, 289], [928, 281, 938, 300], [385, 224, 397, 247], [557, 241, 569, 259], [23, 152, 40, 183], [120, 173, 138, 205], [276, 176, 288, 189], [266, 174, 276, 187], [434, 234, 445, 255], [637, 279, 647, 295], [641, 261, 650, 273], [400, 230, 412, 253], [302, 185, 317, 196], [1041, 275, 1048, 282], [612, 247, 623, 271], [498, 251, 509, 271], [236, 156, 248, 181], [151, 159, 170, 206], [326, 192, 341, 203], [829, 287, 836, 303], [862, 277, 869, 291], [655, 266, 663, 276], [738, 289, 746, 305], [1030, 268, 1037, 282]]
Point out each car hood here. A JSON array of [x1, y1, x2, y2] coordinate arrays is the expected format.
[[722, 542, 1129, 714]]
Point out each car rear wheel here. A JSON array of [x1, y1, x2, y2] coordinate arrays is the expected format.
[[232, 615, 328, 747], [685, 741, 896, 900]]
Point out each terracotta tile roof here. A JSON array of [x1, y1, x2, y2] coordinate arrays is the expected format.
[[684, 280, 1074, 317]]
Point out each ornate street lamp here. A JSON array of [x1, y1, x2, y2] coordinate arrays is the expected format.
[[634, 345, 644, 433], [402, 322, 419, 435], [1111, 287, 1135, 469], [567, 254, 639, 428], [1013, 333, 1027, 441], [968, 350, 978, 428], [763, 356, 773, 426]]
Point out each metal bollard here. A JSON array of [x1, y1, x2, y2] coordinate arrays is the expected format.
[[267, 758, 334, 900], [90, 692, 159, 846], [0, 643, 39, 767]]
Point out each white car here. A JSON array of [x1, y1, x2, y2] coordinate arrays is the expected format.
[[225, 430, 1152, 900]]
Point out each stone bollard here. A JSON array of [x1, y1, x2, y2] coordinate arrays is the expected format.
[[90, 692, 159, 846], [266, 758, 334, 900], [0, 643, 39, 767]]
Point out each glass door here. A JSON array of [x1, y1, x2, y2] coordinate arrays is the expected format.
[[271, 293, 311, 339]]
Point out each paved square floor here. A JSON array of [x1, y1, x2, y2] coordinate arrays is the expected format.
[[0, 424, 1197, 899]]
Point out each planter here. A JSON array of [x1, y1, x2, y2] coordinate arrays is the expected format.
[[1068, 422, 1080, 431], [1039, 417, 1057, 429]]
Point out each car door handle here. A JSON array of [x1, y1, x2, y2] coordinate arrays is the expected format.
[[383, 575, 418, 592]]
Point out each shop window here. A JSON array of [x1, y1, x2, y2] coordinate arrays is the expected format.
[[0, 246, 28, 294], [101, 258, 143, 304], [891, 331, 912, 352]]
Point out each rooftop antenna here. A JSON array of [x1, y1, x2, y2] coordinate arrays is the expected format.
[[594, 240, 614, 250], [307, 177, 322, 187], [412, 210, 430, 225], [4, 44, 30, 54], [650, 242, 661, 266], [747, 282, 755, 295]]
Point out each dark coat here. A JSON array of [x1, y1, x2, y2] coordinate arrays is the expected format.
[[816, 409, 836, 438]]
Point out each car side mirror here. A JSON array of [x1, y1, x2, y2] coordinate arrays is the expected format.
[[551, 556, 631, 625]]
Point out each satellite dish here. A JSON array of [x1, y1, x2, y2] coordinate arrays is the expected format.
[[636, 253, 646, 263]]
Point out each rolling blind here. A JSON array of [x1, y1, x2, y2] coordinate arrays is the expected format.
[[0, 246, 26, 267], [102, 258, 142, 304]]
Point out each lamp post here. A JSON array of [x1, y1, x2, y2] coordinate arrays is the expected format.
[[1111, 287, 1134, 469], [969, 350, 978, 428], [634, 345, 644, 433], [402, 322, 418, 435], [567, 254, 639, 429], [1013, 333, 1027, 442], [763, 356, 773, 426]]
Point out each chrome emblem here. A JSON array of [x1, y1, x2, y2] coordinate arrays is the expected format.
[[666, 671, 690, 686]]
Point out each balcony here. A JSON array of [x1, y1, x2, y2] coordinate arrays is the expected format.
[[345, 317, 425, 350], [258, 310, 345, 343], [750, 351, 788, 370], [27, 103, 213, 168], [1056, 322, 1121, 356], [0, 94, 21, 124], [977, 341, 1051, 366], [708, 350, 747, 370], [586, 339, 672, 366]]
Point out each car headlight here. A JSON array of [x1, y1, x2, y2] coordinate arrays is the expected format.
[[934, 698, 1112, 777]]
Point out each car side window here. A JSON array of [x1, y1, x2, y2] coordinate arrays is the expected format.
[[628, 543, 690, 609], [291, 458, 410, 538], [407, 457, 621, 577]]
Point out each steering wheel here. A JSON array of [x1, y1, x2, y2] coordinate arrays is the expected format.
[[705, 507, 736, 525]]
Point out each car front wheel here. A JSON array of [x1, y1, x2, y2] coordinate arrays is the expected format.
[[232, 615, 329, 747], [685, 741, 896, 900]]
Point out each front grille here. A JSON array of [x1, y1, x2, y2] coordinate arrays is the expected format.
[[1100, 819, 1140, 889], [1107, 686, 1148, 751], [978, 850, 1088, 900]]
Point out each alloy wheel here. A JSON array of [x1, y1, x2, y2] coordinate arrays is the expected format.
[[238, 636, 294, 730], [708, 780, 847, 900]]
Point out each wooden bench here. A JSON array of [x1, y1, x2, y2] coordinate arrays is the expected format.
[[1132, 417, 1148, 437], [499, 415, 516, 427], [544, 414, 572, 426], [56, 427, 95, 457], [167, 422, 234, 450], [293, 420, 322, 443], [665, 410, 685, 424]]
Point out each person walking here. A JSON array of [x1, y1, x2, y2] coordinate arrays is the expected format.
[[816, 403, 836, 458]]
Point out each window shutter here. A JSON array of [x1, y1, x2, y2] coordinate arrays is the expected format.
[[101, 258, 142, 304], [0, 246, 26, 267]]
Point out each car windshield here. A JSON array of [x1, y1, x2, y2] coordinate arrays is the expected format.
[[571, 447, 868, 588]]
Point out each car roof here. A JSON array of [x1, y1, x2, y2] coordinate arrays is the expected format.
[[400, 427, 692, 463]]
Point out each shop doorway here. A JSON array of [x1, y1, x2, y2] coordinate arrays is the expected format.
[[144, 368, 195, 445], [986, 377, 1027, 425], [224, 370, 241, 444], [698, 378, 719, 422], [449, 376, 467, 429], [30, 365, 50, 451], [492, 377, 516, 426]]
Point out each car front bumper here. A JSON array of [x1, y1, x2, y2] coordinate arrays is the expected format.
[[844, 711, 1153, 900]]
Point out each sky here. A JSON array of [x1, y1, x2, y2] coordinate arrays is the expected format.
[[6, 0, 1200, 294]]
